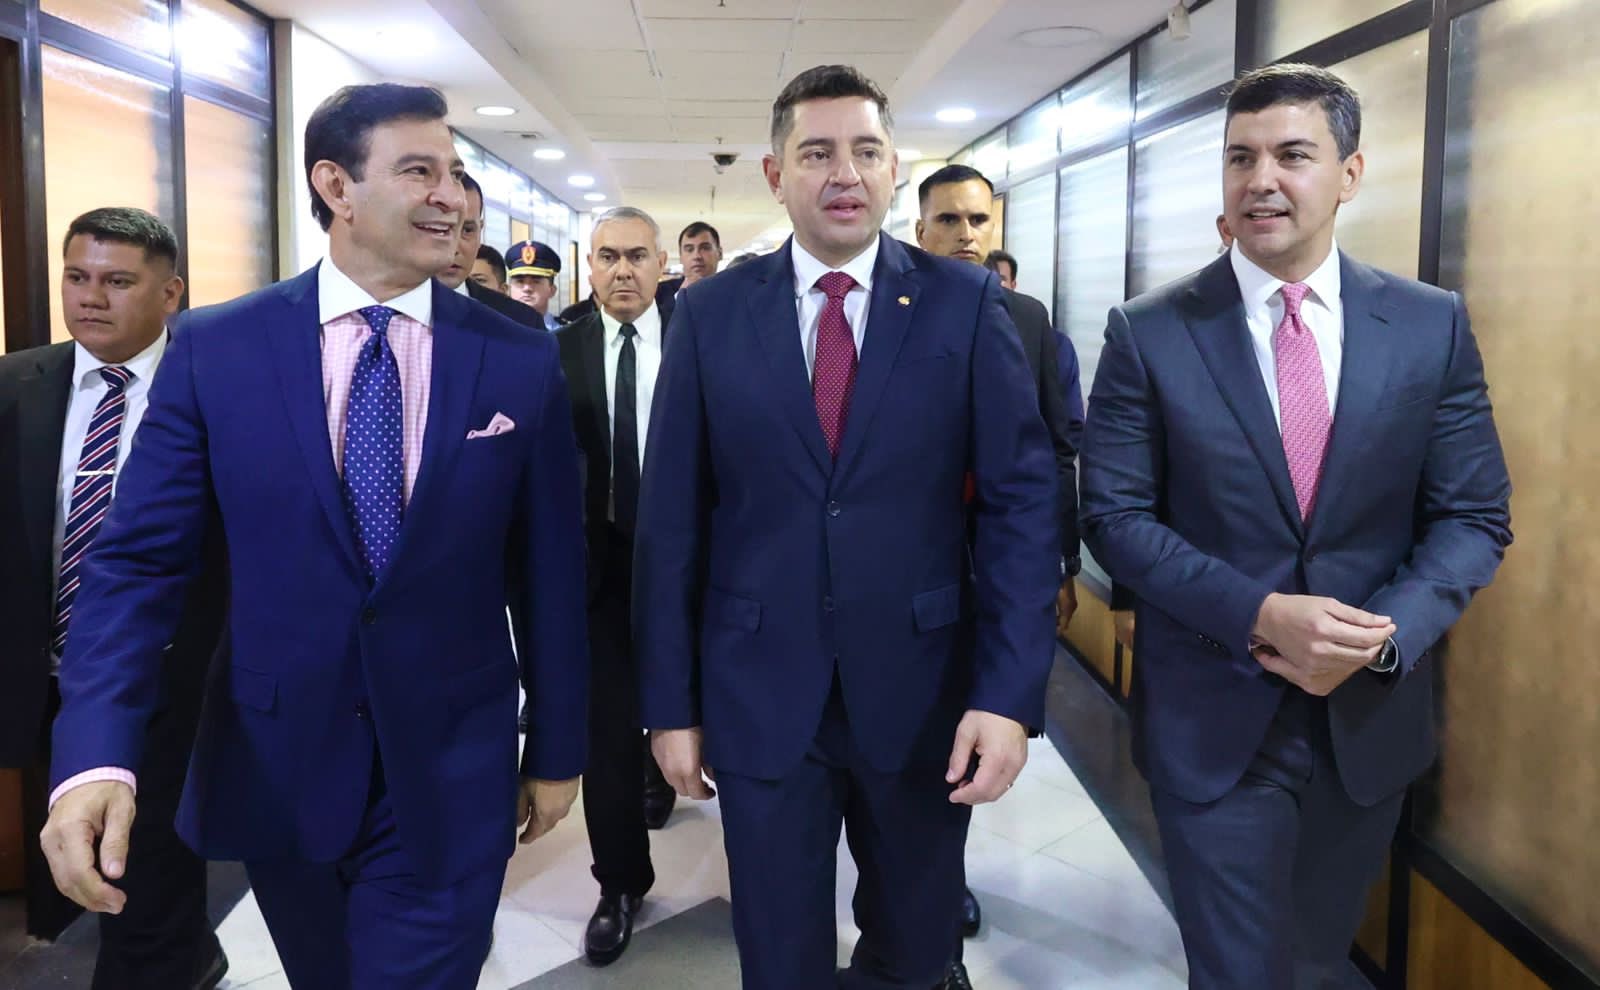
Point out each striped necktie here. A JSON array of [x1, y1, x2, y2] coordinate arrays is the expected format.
[[52, 365, 134, 657]]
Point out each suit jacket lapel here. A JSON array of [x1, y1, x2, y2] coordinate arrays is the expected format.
[[1307, 255, 1397, 538], [385, 283, 486, 580], [15, 344, 75, 589], [835, 234, 918, 478], [1183, 255, 1305, 538], [578, 313, 610, 468], [268, 269, 364, 573], [749, 242, 832, 474]]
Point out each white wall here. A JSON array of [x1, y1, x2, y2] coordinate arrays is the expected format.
[[273, 21, 382, 278]]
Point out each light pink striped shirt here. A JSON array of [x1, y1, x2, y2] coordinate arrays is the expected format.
[[50, 259, 437, 809]]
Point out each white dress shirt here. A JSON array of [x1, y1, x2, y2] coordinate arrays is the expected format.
[[52, 331, 169, 657], [792, 237, 878, 379], [1229, 242, 1344, 425], [601, 302, 663, 470]]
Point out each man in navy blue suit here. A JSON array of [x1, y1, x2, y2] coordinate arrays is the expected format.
[[40, 84, 590, 989], [634, 64, 1059, 990], [1081, 64, 1512, 988]]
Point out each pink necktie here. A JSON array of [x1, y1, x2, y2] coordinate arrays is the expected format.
[[1274, 282, 1331, 520], [813, 271, 859, 459]]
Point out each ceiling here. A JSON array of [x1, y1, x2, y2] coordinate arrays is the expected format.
[[252, 0, 1177, 255]]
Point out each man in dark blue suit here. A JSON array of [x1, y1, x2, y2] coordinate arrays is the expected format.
[[1081, 64, 1512, 989], [39, 84, 590, 989], [634, 65, 1059, 990]]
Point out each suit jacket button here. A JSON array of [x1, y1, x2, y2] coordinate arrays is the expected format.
[[361, 607, 377, 625], [353, 701, 369, 718], [826, 501, 840, 517], [823, 596, 835, 613]]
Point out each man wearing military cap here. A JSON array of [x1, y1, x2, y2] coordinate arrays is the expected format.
[[506, 240, 564, 331]]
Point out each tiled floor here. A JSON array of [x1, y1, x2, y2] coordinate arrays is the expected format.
[[3, 653, 1190, 988]]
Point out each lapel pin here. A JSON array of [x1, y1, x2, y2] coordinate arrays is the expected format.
[[897, 295, 911, 306]]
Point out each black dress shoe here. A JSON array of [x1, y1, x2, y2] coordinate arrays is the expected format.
[[642, 752, 676, 830], [960, 886, 981, 937], [518, 700, 529, 733], [940, 960, 974, 990], [583, 893, 643, 966], [192, 944, 229, 990]]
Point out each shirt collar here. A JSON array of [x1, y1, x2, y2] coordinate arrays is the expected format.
[[72, 330, 167, 391], [1229, 240, 1342, 313], [452, 279, 471, 297], [600, 301, 661, 348], [791, 235, 879, 299], [317, 257, 434, 327]]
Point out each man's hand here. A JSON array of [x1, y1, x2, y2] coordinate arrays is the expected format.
[[945, 710, 1029, 806], [650, 728, 715, 800], [40, 781, 135, 914], [1055, 579, 1078, 639], [1251, 593, 1396, 697], [1112, 610, 1136, 652], [517, 777, 579, 845]]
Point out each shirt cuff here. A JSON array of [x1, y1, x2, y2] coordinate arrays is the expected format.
[[48, 768, 138, 811]]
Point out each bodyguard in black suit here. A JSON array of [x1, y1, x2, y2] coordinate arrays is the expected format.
[[915, 164, 1081, 990], [555, 205, 675, 966], [438, 174, 551, 331], [0, 208, 226, 989]]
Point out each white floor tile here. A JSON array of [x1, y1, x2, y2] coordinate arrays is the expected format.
[[1039, 815, 1153, 888], [475, 903, 582, 990], [214, 891, 284, 986], [971, 769, 1106, 854]]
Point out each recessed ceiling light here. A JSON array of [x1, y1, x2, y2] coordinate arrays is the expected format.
[[1013, 26, 1100, 48], [584, 192, 607, 202], [568, 174, 596, 188], [898, 148, 923, 162], [936, 107, 977, 124], [533, 148, 567, 161], [475, 105, 515, 117]]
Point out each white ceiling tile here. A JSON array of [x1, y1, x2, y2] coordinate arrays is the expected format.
[[642, 0, 798, 16], [645, 17, 795, 52], [790, 18, 923, 53]]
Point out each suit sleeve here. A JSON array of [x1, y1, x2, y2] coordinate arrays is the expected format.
[[1080, 306, 1277, 653], [49, 321, 212, 789], [968, 275, 1060, 728], [1361, 294, 1512, 673], [516, 349, 591, 780], [1037, 324, 1080, 569], [632, 291, 710, 730]]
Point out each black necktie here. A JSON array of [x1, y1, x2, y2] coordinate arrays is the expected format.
[[613, 322, 639, 537]]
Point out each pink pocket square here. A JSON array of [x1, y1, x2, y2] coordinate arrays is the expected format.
[[466, 412, 515, 439]]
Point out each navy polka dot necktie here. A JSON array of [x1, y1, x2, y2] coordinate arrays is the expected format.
[[342, 305, 404, 580]]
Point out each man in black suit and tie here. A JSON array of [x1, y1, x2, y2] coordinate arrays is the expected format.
[[554, 205, 675, 966], [0, 207, 227, 989], [437, 173, 551, 330], [914, 163, 1082, 990]]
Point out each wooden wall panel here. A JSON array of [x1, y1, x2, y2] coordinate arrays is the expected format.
[[1407, 874, 1548, 990], [1355, 854, 1390, 969], [1066, 580, 1118, 688], [0, 769, 23, 892]]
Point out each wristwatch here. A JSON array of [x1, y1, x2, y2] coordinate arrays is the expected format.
[[1367, 638, 1399, 674]]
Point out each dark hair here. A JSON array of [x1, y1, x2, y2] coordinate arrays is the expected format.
[[726, 252, 758, 268], [679, 221, 721, 251], [770, 64, 893, 155], [63, 207, 179, 268], [474, 243, 506, 284], [1226, 63, 1361, 160], [304, 83, 450, 231], [461, 172, 484, 217], [917, 164, 994, 210], [984, 249, 1017, 279]]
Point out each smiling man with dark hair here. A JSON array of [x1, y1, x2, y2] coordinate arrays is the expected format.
[[40, 84, 590, 988], [1081, 63, 1511, 988]]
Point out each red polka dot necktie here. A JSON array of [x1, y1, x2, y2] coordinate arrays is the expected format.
[[812, 271, 859, 460], [1274, 282, 1332, 520], [342, 305, 405, 579]]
